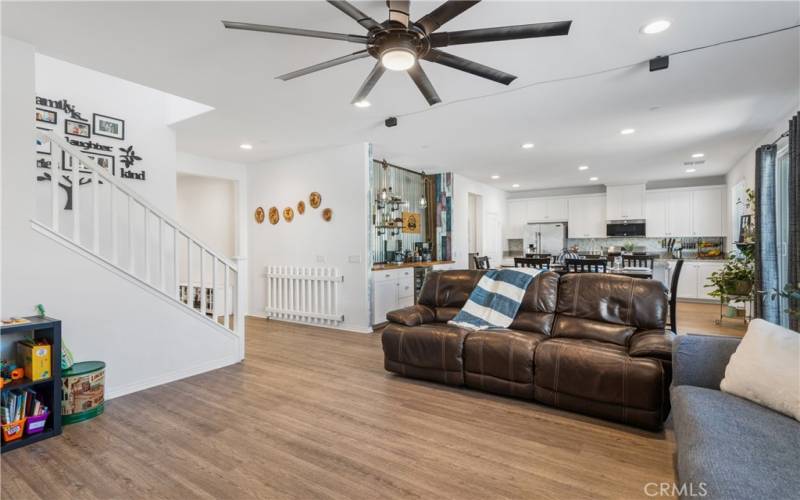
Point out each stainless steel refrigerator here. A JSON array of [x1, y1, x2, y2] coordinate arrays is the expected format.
[[523, 222, 567, 256]]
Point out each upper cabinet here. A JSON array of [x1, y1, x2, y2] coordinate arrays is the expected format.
[[645, 186, 725, 238], [526, 197, 569, 222], [504, 199, 527, 239], [606, 184, 645, 220], [568, 195, 607, 238]]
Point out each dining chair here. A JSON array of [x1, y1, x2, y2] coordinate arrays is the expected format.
[[622, 254, 656, 270], [473, 255, 491, 270], [564, 258, 607, 273], [668, 259, 684, 333], [514, 257, 550, 269], [525, 253, 552, 262]]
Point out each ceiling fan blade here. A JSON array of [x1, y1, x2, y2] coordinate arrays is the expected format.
[[430, 20, 572, 46], [222, 21, 368, 44], [387, 0, 411, 28], [351, 62, 386, 104], [416, 0, 481, 34], [424, 49, 516, 85], [276, 50, 371, 81], [327, 1, 382, 31], [407, 63, 441, 106]]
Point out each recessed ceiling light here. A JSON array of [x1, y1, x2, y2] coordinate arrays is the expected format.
[[691, 152, 705, 158], [491, 175, 500, 179], [620, 128, 636, 135], [685, 168, 696, 173], [641, 20, 671, 35], [521, 143, 534, 149], [589, 177, 599, 181], [578, 165, 589, 171], [353, 100, 371, 108], [240, 143, 253, 150], [512, 183, 520, 188]]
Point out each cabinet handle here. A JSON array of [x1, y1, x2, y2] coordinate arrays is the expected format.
[[385, 273, 391, 278]]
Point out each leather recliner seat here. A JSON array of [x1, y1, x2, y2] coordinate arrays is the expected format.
[[382, 270, 674, 430]]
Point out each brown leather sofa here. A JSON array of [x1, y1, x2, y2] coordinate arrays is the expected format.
[[382, 270, 674, 430]]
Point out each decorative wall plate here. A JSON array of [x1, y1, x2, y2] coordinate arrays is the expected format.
[[309, 192, 322, 209], [322, 208, 333, 221], [283, 207, 294, 222], [254, 207, 265, 224], [297, 200, 306, 214], [268, 206, 279, 225]]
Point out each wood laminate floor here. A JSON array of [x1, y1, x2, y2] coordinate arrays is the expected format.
[[676, 301, 747, 337], [1, 318, 678, 499]]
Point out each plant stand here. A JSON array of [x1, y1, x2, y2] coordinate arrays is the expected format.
[[716, 294, 752, 327]]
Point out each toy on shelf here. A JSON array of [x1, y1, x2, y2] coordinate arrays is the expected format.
[[35, 304, 46, 319], [10, 368, 24, 381]]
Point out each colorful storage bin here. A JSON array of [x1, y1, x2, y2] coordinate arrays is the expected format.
[[2, 418, 26, 443], [24, 411, 49, 436], [62, 361, 105, 425]]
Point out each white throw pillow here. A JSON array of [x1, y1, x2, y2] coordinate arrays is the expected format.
[[720, 319, 800, 421]]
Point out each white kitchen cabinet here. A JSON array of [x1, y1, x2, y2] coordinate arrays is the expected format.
[[674, 261, 725, 300], [526, 197, 568, 222], [505, 199, 527, 239], [668, 191, 694, 237], [645, 187, 725, 238], [691, 188, 724, 237], [568, 195, 606, 238], [645, 191, 669, 237], [372, 268, 415, 325], [606, 184, 645, 220]]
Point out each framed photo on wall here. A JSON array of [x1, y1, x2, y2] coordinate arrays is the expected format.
[[36, 108, 57, 124], [65, 119, 90, 138], [83, 151, 115, 176], [93, 113, 125, 140], [36, 136, 52, 155]]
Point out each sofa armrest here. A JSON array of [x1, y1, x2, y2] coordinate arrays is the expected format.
[[672, 334, 741, 390], [629, 329, 675, 361], [386, 305, 436, 327]]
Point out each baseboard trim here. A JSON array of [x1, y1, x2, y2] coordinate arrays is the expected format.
[[107, 353, 242, 400], [246, 315, 373, 334]]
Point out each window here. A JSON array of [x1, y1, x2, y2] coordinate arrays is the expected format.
[[775, 145, 790, 327]]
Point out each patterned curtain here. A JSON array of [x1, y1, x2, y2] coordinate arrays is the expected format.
[[754, 144, 779, 322], [789, 113, 799, 331]]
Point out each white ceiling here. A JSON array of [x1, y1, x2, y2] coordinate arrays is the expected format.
[[4, 1, 799, 190]]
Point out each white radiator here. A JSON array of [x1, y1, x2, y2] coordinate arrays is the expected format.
[[264, 266, 344, 326]]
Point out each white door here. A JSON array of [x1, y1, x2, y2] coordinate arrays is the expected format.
[[505, 200, 526, 239], [646, 191, 669, 237], [668, 191, 694, 237], [676, 263, 699, 299], [373, 279, 398, 324], [692, 188, 724, 237], [485, 212, 503, 266]]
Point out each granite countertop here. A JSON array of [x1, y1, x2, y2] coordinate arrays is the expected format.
[[372, 260, 455, 271]]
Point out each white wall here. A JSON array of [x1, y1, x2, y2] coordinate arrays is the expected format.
[[247, 143, 371, 333], [2, 38, 240, 398], [725, 111, 794, 243], [452, 174, 507, 269], [176, 174, 236, 257], [35, 53, 181, 216]]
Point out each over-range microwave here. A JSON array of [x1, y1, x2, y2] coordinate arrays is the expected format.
[[606, 220, 646, 237]]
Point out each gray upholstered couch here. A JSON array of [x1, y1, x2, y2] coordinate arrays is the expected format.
[[671, 335, 800, 499]]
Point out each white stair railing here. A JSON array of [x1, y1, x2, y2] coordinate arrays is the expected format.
[[33, 129, 239, 333]]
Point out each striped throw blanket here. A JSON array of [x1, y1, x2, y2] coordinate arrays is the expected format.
[[448, 268, 542, 331]]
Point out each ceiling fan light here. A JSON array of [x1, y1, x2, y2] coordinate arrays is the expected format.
[[381, 48, 416, 71]]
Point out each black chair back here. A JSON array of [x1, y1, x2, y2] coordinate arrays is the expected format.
[[474, 255, 491, 270], [525, 253, 552, 262], [622, 254, 655, 270], [564, 258, 607, 273], [514, 257, 550, 269], [668, 259, 684, 333]]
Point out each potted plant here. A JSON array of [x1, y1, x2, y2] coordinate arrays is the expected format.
[[706, 256, 754, 298]]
